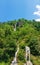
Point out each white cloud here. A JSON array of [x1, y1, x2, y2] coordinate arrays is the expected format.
[[34, 11, 40, 16], [36, 5, 40, 10], [35, 19, 40, 22], [33, 5, 40, 16]]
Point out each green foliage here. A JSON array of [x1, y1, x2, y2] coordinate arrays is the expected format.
[[17, 49, 25, 62], [0, 19, 40, 65]]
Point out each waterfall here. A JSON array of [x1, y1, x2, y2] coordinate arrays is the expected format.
[[11, 46, 33, 65], [14, 24, 16, 31], [11, 45, 19, 65], [25, 46, 33, 65], [27, 61, 33, 65]]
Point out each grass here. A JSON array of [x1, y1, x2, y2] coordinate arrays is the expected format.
[[31, 55, 40, 65], [18, 61, 24, 65], [0, 62, 10, 65]]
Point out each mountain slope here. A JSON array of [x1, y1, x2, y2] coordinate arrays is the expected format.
[[0, 19, 40, 65]]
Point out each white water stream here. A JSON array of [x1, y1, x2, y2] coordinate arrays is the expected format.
[[11, 46, 33, 65], [11, 45, 19, 65], [25, 46, 33, 65]]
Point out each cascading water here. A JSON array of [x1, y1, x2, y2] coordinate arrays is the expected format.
[[11, 46, 33, 65], [25, 46, 33, 65], [11, 45, 19, 65]]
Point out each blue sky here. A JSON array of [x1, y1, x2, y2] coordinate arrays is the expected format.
[[0, 0, 40, 22]]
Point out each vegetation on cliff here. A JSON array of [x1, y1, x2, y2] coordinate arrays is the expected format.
[[0, 19, 40, 65]]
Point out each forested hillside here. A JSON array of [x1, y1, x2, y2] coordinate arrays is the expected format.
[[0, 19, 40, 65]]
